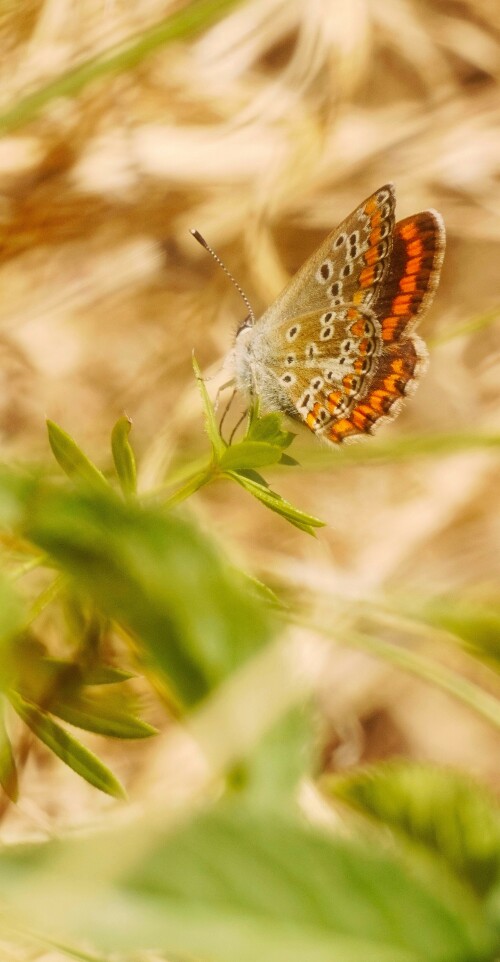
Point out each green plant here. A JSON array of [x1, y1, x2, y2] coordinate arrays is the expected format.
[[0, 358, 497, 960]]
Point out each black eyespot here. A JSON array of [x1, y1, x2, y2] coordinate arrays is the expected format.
[[312, 379, 321, 389], [320, 262, 330, 279], [330, 282, 340, 297], [303, 393, 310, 405], [349, 233, 358, 244], [290, 326, 297, 337], [334, 234, 346, 248], [286, 355, 294, 364], [350, 246, 357, 259], [343, 340, 351, 352], [321, 327, 332, 339], [342, 264, 352, 278]]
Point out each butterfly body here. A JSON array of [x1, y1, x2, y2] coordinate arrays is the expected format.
[[231, 185, 445, 444]]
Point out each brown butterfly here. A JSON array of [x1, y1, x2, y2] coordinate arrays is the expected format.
[[229, 184, 445, 444]]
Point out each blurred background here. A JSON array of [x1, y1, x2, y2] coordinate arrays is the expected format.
[[0, 0, 499, 828]]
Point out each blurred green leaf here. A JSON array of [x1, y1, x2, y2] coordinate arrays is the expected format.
[[8, 691, 125, 798], [230, 708, 313, 809], [49, 689, 157, 740], [0, 805, 493, 962], [0, 0, 243, 134], [329, 762, 500, 899], [81, 665, 134, 685], [111, 416, 137, 498], [0, 473, 272, 707], [47, 421, 109, 491], [229, 470, 325, 535], [414, 598, 500, 670], [0, 697, 18, 801]]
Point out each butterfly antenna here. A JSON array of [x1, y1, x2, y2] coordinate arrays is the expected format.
[[190, 229, 255, 325]]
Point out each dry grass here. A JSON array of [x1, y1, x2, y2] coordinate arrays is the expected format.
[[0, 0, 499, 843]]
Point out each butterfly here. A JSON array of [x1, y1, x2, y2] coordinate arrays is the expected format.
[[230, 184, 445, 444]]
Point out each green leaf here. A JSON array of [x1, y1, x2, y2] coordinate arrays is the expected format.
[[47, 421, 109, 491], [9, 477, 273, 707], [81, 665, 134, 685], [49, 689, 157, 740], [414, 597, 500, 670], [0, 697, 18, 801], [0, 0, 242, 134], [8, 691, 125, 799], [229, 708, 313, 809], [330, 762, 500, 898], [111, 416, 137, 497], [220, 442, 284, 471], [0, 806, 493, 962], [244, 409, 295, 449], [229, 470, 325, 535], [193, 354, 226, 460]]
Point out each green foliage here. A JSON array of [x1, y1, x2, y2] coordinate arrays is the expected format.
[[0, 802, 495, 962], [0, 0, 243, 134], [0, 359, 497, 962], [190, 356, 325, 534], [330, 762, 500, 898], [111, 416, 137, 498]]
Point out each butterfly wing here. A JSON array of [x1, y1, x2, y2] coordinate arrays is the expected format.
[[258, 184, 396, 327], [322, 210, 445, 444], [263, 210, 445, 443]]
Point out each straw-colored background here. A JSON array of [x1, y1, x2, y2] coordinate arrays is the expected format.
[[0, 0, 499, 834]]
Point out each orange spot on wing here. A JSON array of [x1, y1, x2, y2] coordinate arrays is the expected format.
[[350, 318, 365, 337], [399, 274, 418, 293], [406, 257, 422, 274], [392, 294, 412, 315], [330, 418, 353, 438], [360, 266, 375, 286], [327, 391, 342, 413], [364, 246, 379, 266], [400, 222, 417, 240], [351, 409, 369, 430], [407, 239, 423, 257]]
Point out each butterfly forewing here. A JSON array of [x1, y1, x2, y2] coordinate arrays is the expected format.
[[259, 184, 396, 327]]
